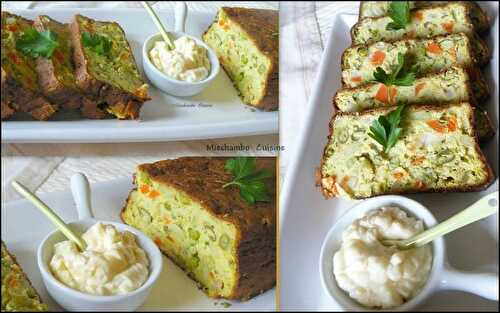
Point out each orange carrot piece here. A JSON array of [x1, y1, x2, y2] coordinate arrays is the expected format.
[[140, 184, 150, 194], [415, 82, 425, 96], [412, 156, 426, 165], [352, 76, 363, 83], [442, 22, 454, 33], [154, 237, 162, 247], [375, 84, 389, 103], [148, 190, 160, 198], [414, 11, 424, 21], [393, 172, 404, 181], [427, 42, 443, 54], [371, 51, 386, 65], [426, 120, 446, 133], [447, 116, 457, 132]]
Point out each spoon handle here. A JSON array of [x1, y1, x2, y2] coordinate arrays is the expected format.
[[141, 1, 175, 49], [70, 173, 93, 220], [409, 192, 498, 248], [11, 181, 86, 251]]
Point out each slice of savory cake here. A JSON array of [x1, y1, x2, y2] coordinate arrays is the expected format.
[[358, 1, 448, 19], [319, 102, 494, 199], [203, 7, 278, 111], [121, 157, 276, 300], [33, 15, 87, 111], [352, 2, 489, 46], [341, 33, 490, 99], [70, 14, 150, 119], [1, 242, 48, 312], [333, 66, 495, 141], [1, 12, 57, 121]]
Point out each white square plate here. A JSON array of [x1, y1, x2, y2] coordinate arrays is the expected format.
[[1, 8, 278, 143], [279, 2, 498, 311], [1, 177, 275, 311]]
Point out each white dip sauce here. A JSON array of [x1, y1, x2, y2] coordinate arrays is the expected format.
[[333, 206, 432, 308], [149, 36, 211, 82], [50, 222, 149, 296]]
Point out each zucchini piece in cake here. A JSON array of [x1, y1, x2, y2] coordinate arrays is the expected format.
[[319, 103, 494, 199], [353, 2, 489, 45], [1, 242, 48, 311], [203, 7, 278, 111], [334, 66, 495, 141], [121, 157, 276, 300], [1, 12, 57, 120], [70, 14, 150, 119], [341, 33, 490, 99]]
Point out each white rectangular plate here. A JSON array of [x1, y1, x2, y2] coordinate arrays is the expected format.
[[1, 8, 278, 143], [1, 177, 275, 311], [279, 2, 499, 311]]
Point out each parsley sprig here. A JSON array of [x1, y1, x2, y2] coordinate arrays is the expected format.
[[373, 53, 416, 86], [368, 103, 407, 153], [223, 157, 273, 204], [16, 28, 58, 59], [387, 1, 411, 30], [81, 32, 112, 57]]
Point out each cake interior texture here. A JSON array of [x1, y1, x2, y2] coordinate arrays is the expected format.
[[203, 7, 278, 110], [121, 157, 276, 300]]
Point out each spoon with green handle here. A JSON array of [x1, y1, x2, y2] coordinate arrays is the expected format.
[[11, 181, 87, 251], [141, 1, 175, 50], [382, 192, 498, 249]]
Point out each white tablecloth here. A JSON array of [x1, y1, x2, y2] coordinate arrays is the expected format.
[[1, 1, 347, 202]]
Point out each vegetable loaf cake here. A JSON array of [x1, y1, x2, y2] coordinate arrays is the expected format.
[[203, 7, 278, 111], [1, 12, 57, 121], [1, 242, 48, 312], [341, 33, 490, 98], [34, 15, 98, 114], [121, 157, 276, 300], [320, 102, 494, 199], [333, 66, 495, 141], [70, 14, 150, 119], [352, 2, 489, 46]]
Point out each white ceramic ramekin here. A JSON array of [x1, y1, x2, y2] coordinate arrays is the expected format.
[[142, 3, 220, 97], [319, 195, 499, 311], [37, 173, 163, 311]]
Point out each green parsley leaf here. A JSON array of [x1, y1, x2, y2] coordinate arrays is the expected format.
[[16, 28, 58, 59], [81, 32, 112, 56], [373, 53, 416, 86], [386, 1, 411, 30], [368, 103, 407, 153], [223, 157, 273, 204]]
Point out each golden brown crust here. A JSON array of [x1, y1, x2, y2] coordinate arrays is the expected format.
[[122, 157, 276, 300], [319, 102, 495, 199]]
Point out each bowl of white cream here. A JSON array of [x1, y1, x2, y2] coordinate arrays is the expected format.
[[142, 32, 220, 97], [319, 195, 498, 311], [37, 174, 163, 311]]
